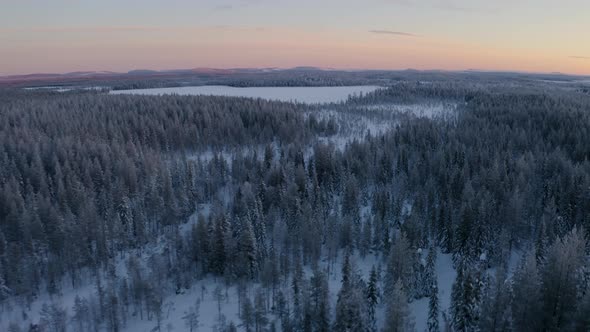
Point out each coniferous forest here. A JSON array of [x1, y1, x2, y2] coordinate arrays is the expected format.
[[1, 78, 589, 331]]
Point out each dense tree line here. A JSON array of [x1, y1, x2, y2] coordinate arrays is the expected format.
[[1, 82, 589, 331], [0, 91, 334, 304]]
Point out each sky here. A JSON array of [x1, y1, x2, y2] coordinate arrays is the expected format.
[[1, 0, 589, 76]]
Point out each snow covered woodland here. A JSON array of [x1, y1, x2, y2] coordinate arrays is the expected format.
[[0, 79, 589, 331]]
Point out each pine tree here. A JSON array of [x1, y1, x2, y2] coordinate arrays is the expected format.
[[428, 281, 440, 332], [451, 263, 483, 332], [241, 295, 254, 332], [275, 290, 290, 331], [574, 291, 590, 331], [334, 251, 366, 331], [453, 203, 475, 265], [450, 267, 465, 332], [385, 233, 414, 299], [367, 266, 380, 332], [254, 289, 269, 332], [479, 268, 512, 332], [511, 251, 542, 332], [237, 215, 259, 279], [106, 290, 120, 332], [39, 302, 68, 332], [384, 279, 415, 332], [535, 221, 548, 266], [361, 218, 373, 257], [309, 268, 330, 332], [214, 285, 225, 321], [194, 214, 210, 274], [72, 295, 90, 332], [211, 213, 229, 275], [421, 247, 437, 299], [7, 322, 21, 332], [182, 299, 201, 332], [540, 227, 587, 331], [291, 259, 305, 330], [426, 248, 437, 284], [334, 252, 352, 331]]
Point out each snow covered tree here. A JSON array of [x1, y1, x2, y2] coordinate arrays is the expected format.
[[254, 289, 269, 332], [291, 259, 305, 329], [240, 295, 254, 332], [367, 266, 380, 332], [385, 233, 414, 299], [428, 279, 440, 332], [236, 215, 259, 280], [360, 218, 373, 257], [478, 268, 512, 332], [334, 252, 367, 331], [384, 279, 415, 332], [192, 214, 210, 275], [72, 295, 91, 332], [6, 322, 21, 332], [309, 268, 330, 332], [419, 246, 437, 299], [275, 290, 292, 332], [451, 264, 483, 332], [574, 291, 590, 331], [182, 299, 201, 332], [211, 214, 229, 275], [511, 251, 542, 332], [39, 302, 67, 332], [105, 290, 121, 332], [334, 252, 352, 330], [535, 221, 548, 266], [540, 227, 587, 331]]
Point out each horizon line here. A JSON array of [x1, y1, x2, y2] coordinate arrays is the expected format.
[[2, 66, 590, 80]]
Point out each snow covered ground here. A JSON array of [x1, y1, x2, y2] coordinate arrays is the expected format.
[[411, 251, 456, 332], [0, 240, 458, 331], [357, 102, 458, 120], [110, 86, 383, 104]]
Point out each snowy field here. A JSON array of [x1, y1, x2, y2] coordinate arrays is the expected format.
[[110, 86, 382, 104], [185, 101, 458, 166], [357, 102, 458, 120]]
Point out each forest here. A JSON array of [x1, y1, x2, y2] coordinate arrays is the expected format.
[[0, 79, 589, 331]]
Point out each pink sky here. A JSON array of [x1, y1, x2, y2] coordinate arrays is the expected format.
[[1, 0, 589, 76]]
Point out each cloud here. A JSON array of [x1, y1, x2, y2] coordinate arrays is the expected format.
[[570, 56, 590, 60], [369, 30, 419, 37]]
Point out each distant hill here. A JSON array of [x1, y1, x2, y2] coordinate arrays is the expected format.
[[2, 67, 589, 88]]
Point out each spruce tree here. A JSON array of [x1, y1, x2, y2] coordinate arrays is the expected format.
[[385, 233, 413, 299], [182, 299, 201, 332], [309, 268, 330, 332], [511, 251, 542, 332], [427, 281, 440, 332], [451, 263, 483, 332], [334, 251, 367, 332], [384, 279, 415, 332], [540, 227, 587, 331], [479, 268, 512, 332], [254, 290, 268, 332], [240, 295, 254, 332], [367, 266, 380, 332]]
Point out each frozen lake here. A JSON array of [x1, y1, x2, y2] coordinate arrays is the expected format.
[[110, 85, 382, 104]]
